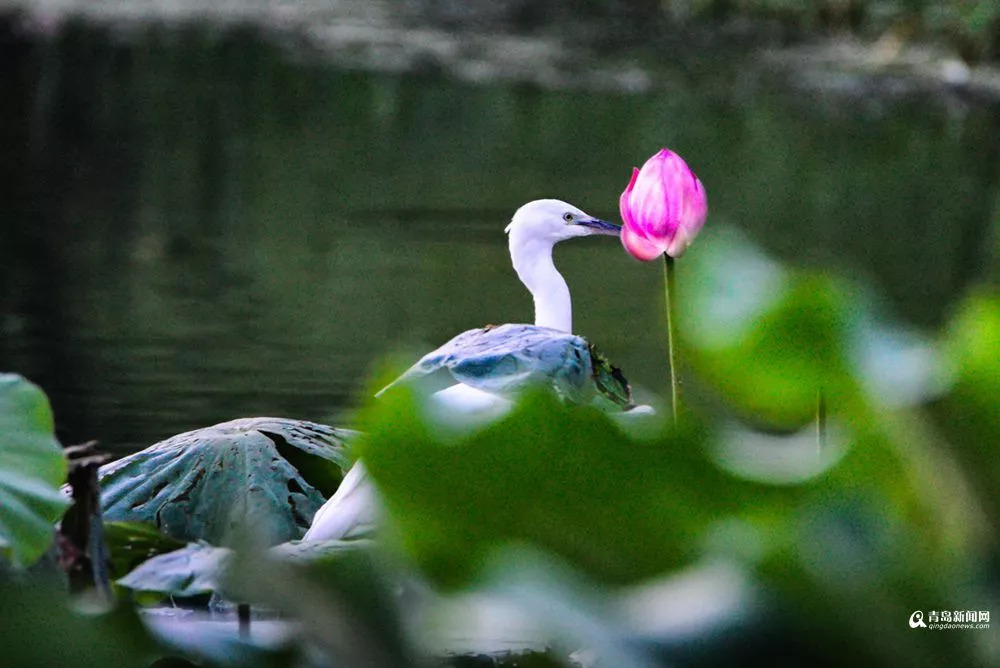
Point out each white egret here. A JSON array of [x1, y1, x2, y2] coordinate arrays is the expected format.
[[304, 199, 637, 541], [380, 199, 633, 417]]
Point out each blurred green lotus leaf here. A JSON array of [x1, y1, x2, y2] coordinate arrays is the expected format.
[[943, 289, 1000, 435], [0, 374, 69, 568], [354, 382, 989, 668], [678, 231, 857, 426], [937, 289, 1000, 530], [99, 418, 354, 547], [0, 581, 155, 668], [357, 388, 806, 587]]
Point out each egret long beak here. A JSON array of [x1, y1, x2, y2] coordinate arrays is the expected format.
[[576, 217, 621, 236]]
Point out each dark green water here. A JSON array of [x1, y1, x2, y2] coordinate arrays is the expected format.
[[1, 23, 998, 454]]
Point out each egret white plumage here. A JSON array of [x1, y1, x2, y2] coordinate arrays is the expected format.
[[300, 455, 378, 541], [506, 199, 622, 332], [380, 199, 633, 417], [304, 199, 638, 541]]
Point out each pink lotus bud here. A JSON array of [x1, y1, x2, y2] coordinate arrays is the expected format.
[[619, 149, 707, 261]]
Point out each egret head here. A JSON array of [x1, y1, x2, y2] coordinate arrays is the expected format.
[[505, 199, 620, 243]]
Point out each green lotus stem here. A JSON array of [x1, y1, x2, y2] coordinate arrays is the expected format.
[[663, 254, 678, 422]]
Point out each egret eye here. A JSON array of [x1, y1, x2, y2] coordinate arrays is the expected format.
[[562, 212, 574, 222]]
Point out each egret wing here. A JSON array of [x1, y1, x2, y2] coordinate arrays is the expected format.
[[379, 324, 595, 403]]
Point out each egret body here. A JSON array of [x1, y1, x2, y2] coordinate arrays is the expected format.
[[391, 199, 622, 416]]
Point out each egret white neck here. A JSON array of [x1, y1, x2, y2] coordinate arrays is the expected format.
[[508, 232, 572, 332]]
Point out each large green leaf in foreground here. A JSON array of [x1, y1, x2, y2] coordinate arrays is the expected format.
[[358, 389, 794, 586], [100, 418, 354, 547], [357, 387, 985, 665], [0, 374, 69, 567]]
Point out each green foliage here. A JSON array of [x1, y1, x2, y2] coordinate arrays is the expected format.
[[361, 388, 772, 586], [678, 231, 859, 426], [936, 289, 1000, 531], [355, 382, 991, 664], [0, 374, 69, 568], [0, 581, 155, 668], [0, 576, 295, 667], [943, 289, 1000, 436]]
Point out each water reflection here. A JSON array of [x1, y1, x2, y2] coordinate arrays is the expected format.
[[1, 22, 997, 453]]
